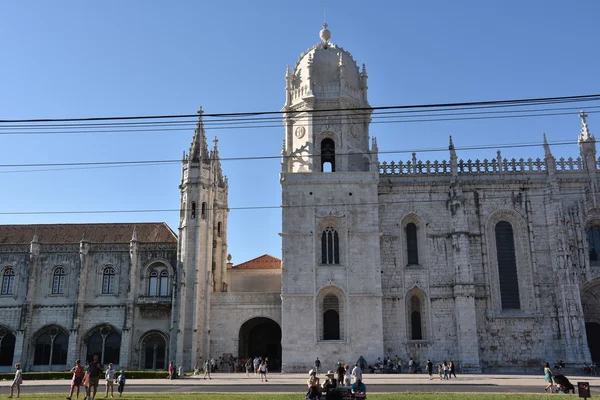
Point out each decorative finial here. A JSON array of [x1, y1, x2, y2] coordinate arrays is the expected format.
[[362, 64, 367, 75], [449, 135, 455, 150], [32, 231, 39, 243], [319, 23, 331, 43], [579, 110, 593, 141], [213, 136, 219, 148], [198, 106, 203, 116], [286, 64, 291, 76]]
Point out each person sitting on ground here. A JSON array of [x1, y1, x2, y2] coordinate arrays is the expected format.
[[306, 370, 321, 399], [351, 378, 367, 397], [321, 371, 338, 400]]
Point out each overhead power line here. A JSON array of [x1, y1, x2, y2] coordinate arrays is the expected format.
[[0, 139, 582, 172], [1, 93, 599, 123], [0, 189, 594, 216]]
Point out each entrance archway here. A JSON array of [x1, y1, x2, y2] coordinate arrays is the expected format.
[[581, 280, 600, 362], [238, 317, 281, 371]]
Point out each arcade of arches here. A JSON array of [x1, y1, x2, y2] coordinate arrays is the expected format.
[[238, 318, 281, 371], [582, 280, 600, 362]]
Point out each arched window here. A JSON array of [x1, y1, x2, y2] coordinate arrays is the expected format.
[[406, 223, 419, 265], [587, 226, 600, 262], [159, 271, 169, 296], [321, 138, 335, 172], [52, 267, 66, 295], [495, 221, 520, 310], [148, 266, 170, 297], [191, 202, 196, 219], [0, 331, 16, 366], [321, 227, 340, 265], [1, 268, 15, 295], [201, 202, 207, 219], [33, 327, 68, 367], [323, 295, 340, 340], [217, 222, 222, 237], [86, 326, 121, 365], [142, 333, 167, 370], [102, 267, 116, 294], [148, 271, 159, 296], [410, 296, 423, 340]]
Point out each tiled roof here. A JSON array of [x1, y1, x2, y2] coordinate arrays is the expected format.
[[0, 223, 177, 244], [233, 254, 281, 269]]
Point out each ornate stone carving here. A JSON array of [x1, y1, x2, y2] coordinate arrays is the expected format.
[[295, 126, 306, 139]]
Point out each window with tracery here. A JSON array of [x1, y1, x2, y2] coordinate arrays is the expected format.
[[33, 327, 68, 366], [102, 267, 116, 294], [321, 227, 340, 265], [52, 267, 66, 295], [1, 268, 15, 295], [148, 269, 170, 296]]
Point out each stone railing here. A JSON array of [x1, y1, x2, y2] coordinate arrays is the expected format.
[[380, 156, 587, 176], [137, 295, 172, 305]]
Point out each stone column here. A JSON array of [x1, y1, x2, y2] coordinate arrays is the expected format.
[[12, 330, 25, 367], [448, 140, 481, 371]]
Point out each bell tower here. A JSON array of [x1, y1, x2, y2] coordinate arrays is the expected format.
[[174, 108, 229, 370], [280, 25, 383, 371]]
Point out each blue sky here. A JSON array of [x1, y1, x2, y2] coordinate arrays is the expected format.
[[0, 0, 599, 264]]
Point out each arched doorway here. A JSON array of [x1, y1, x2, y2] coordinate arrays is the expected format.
[[139, 331, 168, 370], [581, 280, 600, 362], [238, 317, 281, 371]]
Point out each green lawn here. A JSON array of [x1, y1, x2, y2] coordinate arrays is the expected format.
[[9, 394, 569, 400]]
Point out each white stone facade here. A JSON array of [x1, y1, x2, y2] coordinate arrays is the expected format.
[[1, 25, 599, 374]]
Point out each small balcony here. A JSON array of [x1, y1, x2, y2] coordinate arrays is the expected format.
[[137, 296, 172, 318]]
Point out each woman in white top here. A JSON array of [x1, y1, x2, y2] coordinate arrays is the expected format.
[[105, 363, 116, 398]]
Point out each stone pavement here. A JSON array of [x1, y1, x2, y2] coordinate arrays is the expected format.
[[1, 373, 599, 394]]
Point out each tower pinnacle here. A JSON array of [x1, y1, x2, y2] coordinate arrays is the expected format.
[[319, 23, 331, 43], [579, 110, 593, 141]]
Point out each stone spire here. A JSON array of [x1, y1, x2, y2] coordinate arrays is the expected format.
[[210, 136, 226, 187], [449, 136, 458, 179], [544, 133, 556, 176], [189, 107, 210, 163], [579, 110, 594, 142], [578, 110, 597, 172], [543, 133, 552, 157]]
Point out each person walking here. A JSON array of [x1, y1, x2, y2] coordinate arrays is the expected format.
[[203, 359, 212, 380], [314, 357, 321, 376], [245, 359, 252, 377], [259, 361, 268, 382], [67, 359, 84, 400], [449, 361, 457, 379], [344, 364, 351, 386], [543, 362, 554, 392], [426, 359, 433, 380], [88, 354, 104, 400], [104, 363, 116, 398], [443, 360, 449, 380], [8, 363, 22, 399], [408, 357, 414, 374], [437, 363, 443, 380], [336, 362, 345, 385]]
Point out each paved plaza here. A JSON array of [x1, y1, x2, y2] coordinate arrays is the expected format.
[[1, 373, 599, 395]]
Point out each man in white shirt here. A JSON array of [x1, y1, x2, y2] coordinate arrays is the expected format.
[[351, 363, 362, 383], [408, 357, 414, 374]]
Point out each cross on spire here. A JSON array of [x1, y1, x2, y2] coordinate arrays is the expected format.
[[213, 136, 219, 148], [580, 110, 588, 125]]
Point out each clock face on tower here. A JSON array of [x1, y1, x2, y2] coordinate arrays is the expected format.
[[295, 126, 306, 139]]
